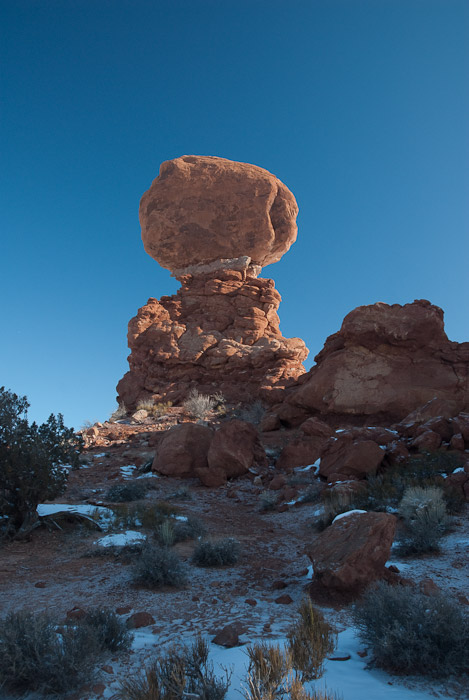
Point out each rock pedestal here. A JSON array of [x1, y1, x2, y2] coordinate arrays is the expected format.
[[117, 156, 307, 409]]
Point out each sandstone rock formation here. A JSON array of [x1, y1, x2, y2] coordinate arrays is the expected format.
[[139, 155, 299, 277], [282, 300, 469, 425], [307, 511, 397, 592], [117, 156, 308, 409]]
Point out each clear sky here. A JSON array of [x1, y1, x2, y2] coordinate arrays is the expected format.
[[1, 0, 468, 430]]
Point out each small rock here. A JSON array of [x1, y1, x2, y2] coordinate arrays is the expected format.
[[272, 580, 288, 590], [34, 581, 46, 588], [101, 665, 114, 674], [116, 605, 132, 615], [274, 594, 293, 605], [212, 623, 243, 648], [328, 654, 351, 661], [66, 607, 87, 621], [127, 611, 156, 629], [245, 598, 257, 606], [357, 650, 368, 658], [419, 578, 440, 596], [253, 476, 263, 486]]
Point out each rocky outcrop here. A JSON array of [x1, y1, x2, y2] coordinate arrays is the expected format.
[[117, 156, 307, 409], [307, 511, 397, 593], [283, 300, 469, 425]]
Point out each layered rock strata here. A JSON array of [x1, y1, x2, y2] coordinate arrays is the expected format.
[[117, 156, 308, 409], [117, 268, 307, 407]]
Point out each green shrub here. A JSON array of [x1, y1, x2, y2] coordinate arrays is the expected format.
[[132, 544, 188, 588], [353, 581, 469, 676], [317, 451, 465, 520], [0, 387, 82, 539], [117, 635, 231, 700], [192, 538, 240, 567], [80, 608, 133, 652], [287, 599, 336, 681], [173, 516, 206, 542], [0, 611, 97, 694], [156, 520, 176, 547], [107, 480, 149, 502], [396, 485, 451, 554]]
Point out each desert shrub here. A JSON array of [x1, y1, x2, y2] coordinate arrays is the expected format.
[[396, 485, 451, 554], [173, 516, 207, 542], [287, 599, 336, 682], [352, 452, 465, 514], [192, 538, 240, 567], [299, 483, 323, 504], [107, 480, 148, 502], [110, 404, 128, 422], [313, 489, 354, 531], [80, 608, 133, 652], [110, 502, 180, 531], [117, 634, 231, 700], [0, 611, 98, 694], [183, 389, 216, 420], [156, 520, 176, 547], [0, 387, 82, 539], [244, 641, 292, 700], [259, 490, 278, 512], [233, 400, 266, 425], [353, 581, 469, 676], [243, 635, 340, 700], [136, 400, 173, 418], [168, 486, 193, 500], [132, 543, 188, 588]]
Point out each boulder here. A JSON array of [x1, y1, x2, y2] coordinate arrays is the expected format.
[[411, 430, 442, 452], [299, 417, 334, 438], [276, 436, 326, 471], [307, 511, 397, 592], [152, 423, 213, 477], [284, 301, 469, 424], [205, 419, 268, 485], [139, 155, 299, 276], [319, 436, 385, 480]]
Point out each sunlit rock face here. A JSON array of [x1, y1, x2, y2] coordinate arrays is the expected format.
[[281, 299, 469, 425], [117, 156, 308, 409]]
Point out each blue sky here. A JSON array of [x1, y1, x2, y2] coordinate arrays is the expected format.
[[1, 0, 468, 429]]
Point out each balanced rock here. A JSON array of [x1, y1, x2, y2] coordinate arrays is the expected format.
[[117, 156, 308, 409], [139, 155, 299, 277], [284, 300, 469, 424], [307, 511, 396, 592]]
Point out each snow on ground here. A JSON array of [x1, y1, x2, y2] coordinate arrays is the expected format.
[[37, 503, 112, 518], [95, 530, 146, 547], [101, 627, 465, 700]]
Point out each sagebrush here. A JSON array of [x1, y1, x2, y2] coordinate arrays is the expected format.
[[132, 543, 188, 588], [353, 581, 469, 676], [396, 485, 451, 554], [192, 538, 240, 567]]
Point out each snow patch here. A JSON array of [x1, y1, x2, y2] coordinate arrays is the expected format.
[[332, 509, 367, 523], [95, 531, 146, 547]]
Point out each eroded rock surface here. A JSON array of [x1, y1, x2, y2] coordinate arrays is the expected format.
[[284, 300, 469, 424], [307, 511, 397, 592], [117, 156, 307, 409], [139, 155, 299, 277]]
